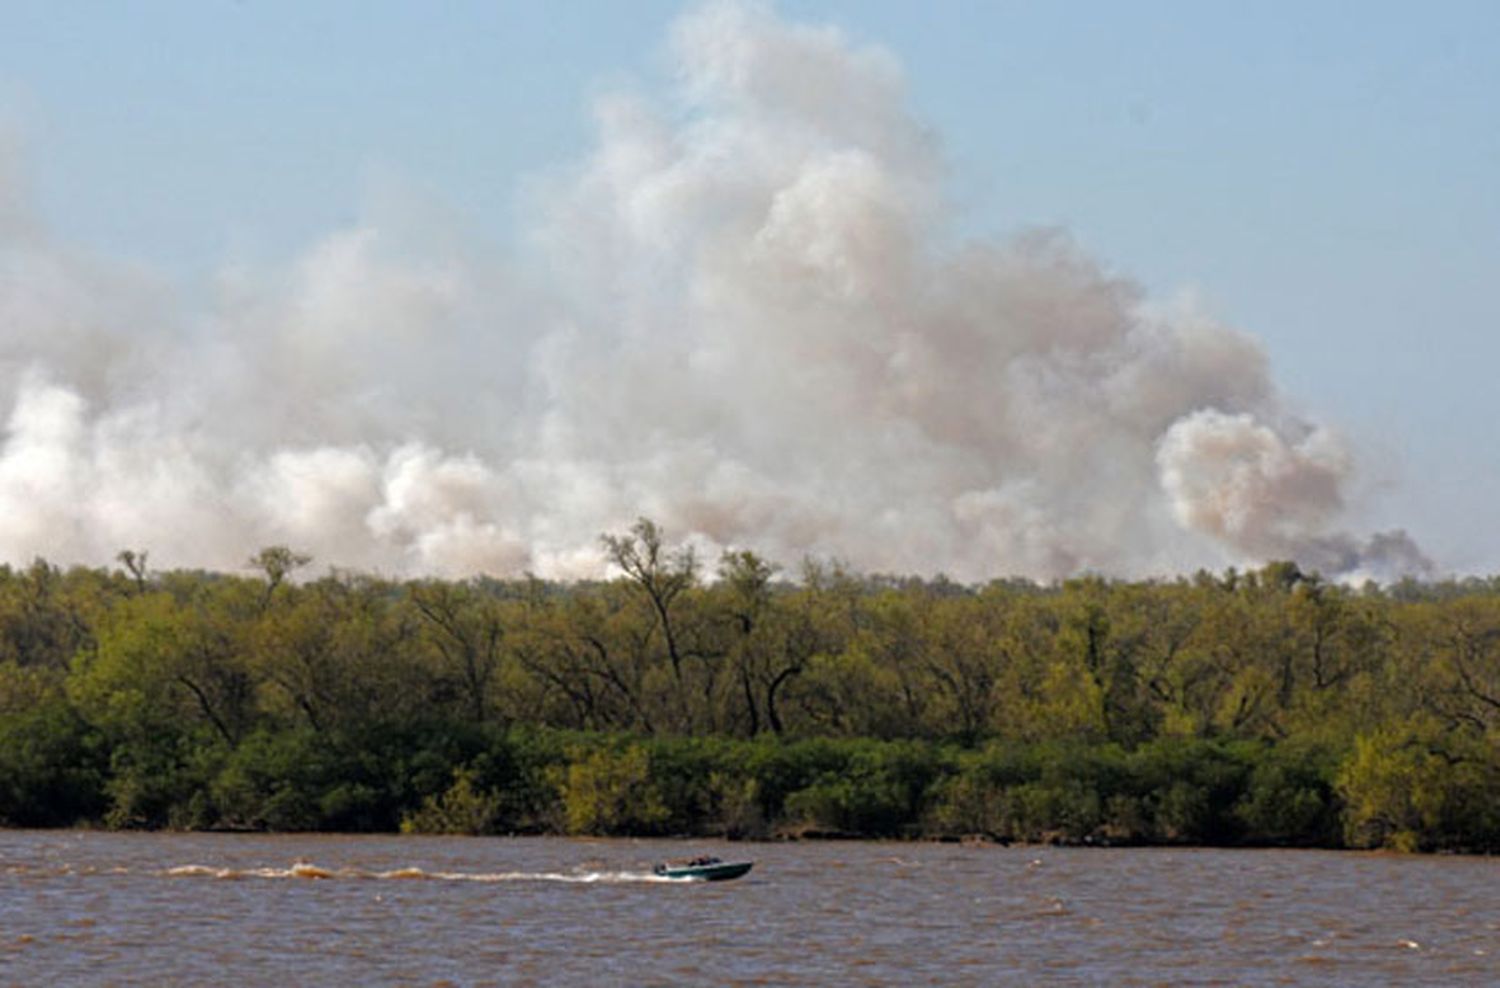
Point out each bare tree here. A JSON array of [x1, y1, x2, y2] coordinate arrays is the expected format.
[[116, 549, 150, 593], [601, 518, 698, 685], [248, 545, 312, 610]]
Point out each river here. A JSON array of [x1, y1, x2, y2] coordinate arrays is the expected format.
[[2, 831, 1496, 985]]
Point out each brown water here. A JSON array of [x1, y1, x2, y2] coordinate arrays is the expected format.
[[2, 831, 1497, 986]]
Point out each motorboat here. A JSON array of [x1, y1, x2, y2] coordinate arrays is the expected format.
[[652, 856, 753, 881]]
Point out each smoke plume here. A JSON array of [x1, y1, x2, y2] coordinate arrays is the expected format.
[[0, 1, 1429, 582]]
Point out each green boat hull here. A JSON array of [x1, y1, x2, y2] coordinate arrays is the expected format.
[[654, 860, 753, 882]]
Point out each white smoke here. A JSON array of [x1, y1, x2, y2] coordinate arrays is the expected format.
[[0, 1, 1429, 583], [1156, 409, 1428, 578]]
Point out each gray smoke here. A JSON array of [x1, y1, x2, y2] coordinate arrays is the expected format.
[[0, 1, 1430, 583]]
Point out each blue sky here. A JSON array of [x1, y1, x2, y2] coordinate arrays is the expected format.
[[0, 1, 1497, 575]]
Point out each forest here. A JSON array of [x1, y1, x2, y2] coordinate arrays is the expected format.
[[2, 519, 1499, 853]]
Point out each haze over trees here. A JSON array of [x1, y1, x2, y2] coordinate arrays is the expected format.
[[1, 520, 1497, 853]]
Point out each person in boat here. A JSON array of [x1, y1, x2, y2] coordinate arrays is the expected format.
[[656, 855, 720, 872]]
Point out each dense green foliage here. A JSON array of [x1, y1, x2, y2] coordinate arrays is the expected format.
[[3, 525, 1500, 851]]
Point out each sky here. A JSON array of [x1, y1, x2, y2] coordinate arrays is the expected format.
[[0, 0, 1495, 581]]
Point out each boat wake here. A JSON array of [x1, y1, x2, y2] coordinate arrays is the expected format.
[[162, 863, 679, 884]]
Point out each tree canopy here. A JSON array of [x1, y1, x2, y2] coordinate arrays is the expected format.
[[2, 526, 1499, 851]]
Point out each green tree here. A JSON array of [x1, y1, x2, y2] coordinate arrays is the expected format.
[[400, 766, 503, 835], [552, 743, 669, 836]]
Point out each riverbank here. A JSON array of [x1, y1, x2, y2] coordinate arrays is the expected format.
[[6, 722, 1486, 853], [5, 556, 1500, 854]]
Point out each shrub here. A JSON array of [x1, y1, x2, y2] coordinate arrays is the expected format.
[[552, 743, 669, 836], [0, 700, 108, 827], [400, 766, 503, 835]]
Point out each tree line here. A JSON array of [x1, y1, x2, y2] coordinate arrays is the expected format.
[[2, 520, 1499, 852]]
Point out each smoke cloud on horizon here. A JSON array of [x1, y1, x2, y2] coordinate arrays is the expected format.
[[0, 2, 1429, 583]]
